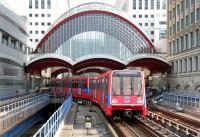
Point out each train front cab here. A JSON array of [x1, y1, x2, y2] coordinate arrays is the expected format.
[[109, 70, 146, 117]]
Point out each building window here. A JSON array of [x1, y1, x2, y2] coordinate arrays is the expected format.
[[156, 0, 160, 10], [35, 0, 38, 9], [180, 36, 184, 51], [172, 62, 174, 73], [186, 0, 189, 9], [159, 30, 166, 39], [177, 4, 180, 15], [181, 0, 184, 12], [29, 14, 32, 17], [41, 22, 45, 26], [179, 60, 182, 73], [30, 39, 32, 42], [139, 23, 142, 26], [41, 31, 45, 34], [145, 0, 148, 9], [35, 14, 38, 17], [181, 18, 184, 29], [173, 8, 176, 18], [133, 0, 136, 9], [35, 31, 38, 34], [47, 14, 51, 17], [29, 30, 32, 34], [177, 21, 180, 32], [151, 31, 154, 34], [47, 0, 51, 9], [185, 34, 188, 50], [35, 39, 39, 42], [191, 12, 195, 24], [29, 0, 32, 9], [197, 8, 200, 21], [191, 0, 195, 5], [185, 15, 189, 26], [35, 22, 39, 25], [173, 24, 176, 33], [47, 22, 51, 26], [145, 23, 148, 26], [189, 58, 192, 72], [194, 56, 198, 71], [196, 29, 199, 47], [145, 15, 148, 18], [133, 14, 136, 18], [162, 0, 166, 9], [151, 23, 154, 26], [151, 0, 154, 9], [176, 39, 179, 52], [41, 0, 45, 9], [41, 14, 45, 17], [151, 39, 154, 43], [139, 0, 142, 9], [173, 41, 176, 54], [29, 22, 32, 25], [169, 11, 172, 20], [139, 15, 142, 18], [190, 32, 194, 48], [184, 59, 187, 73], [151, 14, 154, 18], [175, 61, 178, 73], [159, 21, 166, 25]]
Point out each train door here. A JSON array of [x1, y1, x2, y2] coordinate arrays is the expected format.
[[101, 78, 105, 106], [78, 80, 82, 95], [68, 80, 72, 95], [104, 77, 108, 105], [93, 80, 97, 99]]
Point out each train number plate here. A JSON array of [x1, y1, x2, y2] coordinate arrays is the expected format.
[[124, 96, 130, 103]]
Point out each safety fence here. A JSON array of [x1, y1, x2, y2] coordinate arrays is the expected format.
[[163, 92, 200, 108], [0, 94, 49, 114], [33, 96, 73, 137]]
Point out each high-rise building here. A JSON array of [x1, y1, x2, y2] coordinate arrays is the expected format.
[[167, 0, 200, 92], [128, 0, 167, 44], [27, 0, 68, 45]]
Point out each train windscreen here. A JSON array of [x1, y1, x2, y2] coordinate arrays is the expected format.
[[112, 71, 142, 96]]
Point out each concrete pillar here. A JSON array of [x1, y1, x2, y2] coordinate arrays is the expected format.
[[0, 31, 2, 44], [8, 36, 11, 47]]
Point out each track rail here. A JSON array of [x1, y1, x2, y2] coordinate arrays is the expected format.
[[110, 117, 159, 137], [146, 108, 200, 137]]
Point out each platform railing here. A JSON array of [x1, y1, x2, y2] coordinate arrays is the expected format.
[[0, 94, 49, 114], [33, 96, 73, 137], [163, 92, 200, 108]]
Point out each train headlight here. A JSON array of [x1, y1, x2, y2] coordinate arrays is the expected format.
[[137, 97, 143, 104], [111, 99, 118, 104]]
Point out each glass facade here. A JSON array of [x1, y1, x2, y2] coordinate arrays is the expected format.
[[37, 3, 155, 62]]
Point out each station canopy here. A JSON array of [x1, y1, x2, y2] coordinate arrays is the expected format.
[[27, 3, 170, 76]]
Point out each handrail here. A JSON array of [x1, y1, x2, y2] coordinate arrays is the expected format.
[[33, 96, 73, 137], [0, 94, 49, 115]]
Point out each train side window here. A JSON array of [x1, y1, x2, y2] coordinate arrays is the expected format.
[[134, 77, 142, 95], [112, 76, 120, 96]]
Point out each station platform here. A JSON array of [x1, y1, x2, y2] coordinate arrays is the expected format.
[[57, 103, 117, 137], [155, 102, 200, 123]]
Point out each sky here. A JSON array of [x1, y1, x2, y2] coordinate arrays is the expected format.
[[1, 0, 117, 16]]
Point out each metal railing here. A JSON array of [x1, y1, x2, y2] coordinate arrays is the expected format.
[[147, 111, 200, 137], [163, 92, 200, 108], [0, 94, 49, 115], [33, 96, 73, 137]]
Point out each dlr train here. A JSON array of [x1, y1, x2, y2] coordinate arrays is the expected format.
[[50, 70, 146, 117]]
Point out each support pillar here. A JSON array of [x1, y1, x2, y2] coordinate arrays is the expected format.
[[0, 31, 2, 44]]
